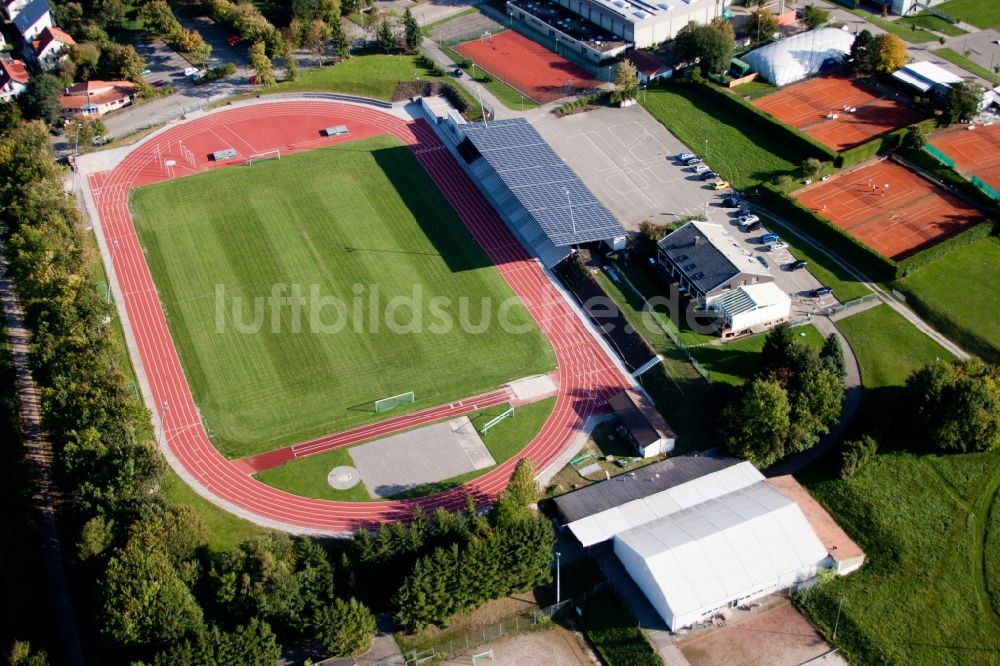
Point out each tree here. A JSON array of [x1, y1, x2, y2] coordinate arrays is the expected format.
[[900, 123, 927, 150], [722, 377, 792, 467], [314, 597, 376, 656], [612, 58, 640, 104], [99, 42, 146, 83], [101, 542, 204, 646], [403, 8, 422, 52], [249, 41, 276, 86], [709, 16, 734, 42], [801, 4, 830, 30], [840, 435, 877, 478], [748, 9, 779, 44], [820, 333, 846, 380], [505, 457, 539, 508], [849, 29, 876, 74], [673, 21, 734, 75], [906, 359, 1000, 453], [18, 74, 62, 126], [761, 323, 797, 373], [801, 157, 823, 178], [377, 17, 395, 53], [303, 18, 331, 56], [943, 80, 985, 125], [871, 33, 907, 74], [285, 52, 299, 81], [70, 42, 101, 81], [177, 28, 212, 64], [150, 619, 282, 666], [140, 0, 179, 38], [293, 0, 341, 24], [330, 17, 350, 58], [8, 641, 48, 666]]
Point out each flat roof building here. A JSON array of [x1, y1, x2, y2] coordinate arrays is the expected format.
[[893, 61, 964, 99], [710, 282, 790, 338]]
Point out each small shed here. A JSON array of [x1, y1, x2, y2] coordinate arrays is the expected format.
[[626, 49, 673, 85], [607, 389, 675, 458]]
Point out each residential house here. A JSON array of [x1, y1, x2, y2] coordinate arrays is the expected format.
[[12, 0, 52, 42], [30, 25, 75, 69], [60, 79, 137, 118], [0, 57, 30, 102], [3, 0, 29, 21]]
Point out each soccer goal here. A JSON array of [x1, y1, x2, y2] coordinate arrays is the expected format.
[[479, 406, 514, 435], [244, 148, 281, 165], [375, 391, 415, 413]]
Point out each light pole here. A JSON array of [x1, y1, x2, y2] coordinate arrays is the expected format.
[[107, 240, 119, 302], [555, 551, 562, 604], [705, 137, 708, 159], [832, 595, 845, 641]]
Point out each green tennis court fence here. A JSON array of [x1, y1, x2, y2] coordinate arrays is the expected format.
[[971, 175, 1000, 202], [923, 143, 955, 168]]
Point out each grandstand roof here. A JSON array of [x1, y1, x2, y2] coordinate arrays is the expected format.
[[460, 118, 625, 246]]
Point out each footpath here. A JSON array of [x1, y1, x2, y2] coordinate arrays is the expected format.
[[0, 246, 85, 665]]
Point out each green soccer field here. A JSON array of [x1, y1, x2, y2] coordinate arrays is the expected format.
[[131, 135, 555, 458]]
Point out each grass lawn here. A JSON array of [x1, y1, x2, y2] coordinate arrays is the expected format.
[[896, 11, 967, 36], [933, 48, 1000, 86], [797, 450, 1000, 664], [592, 267, 718, 450], [750, 212, 874, 303], [580, 589, 663, 666], [132, 135, 554, 458], [690, 324, 826, 386], [731, 79, 777, 100], [936, 0, 1000, 29], [640, 86, 800, 189], [254, 398, 554, 501], [897, 236, 1000, 363], [846, 9, 939, 43], [546, 420, 662, 494]]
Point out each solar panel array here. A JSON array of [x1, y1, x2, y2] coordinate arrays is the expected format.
[[462, 118, 625, 247]]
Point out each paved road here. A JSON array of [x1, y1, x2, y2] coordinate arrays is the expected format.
[[0, 245, 85, 666]]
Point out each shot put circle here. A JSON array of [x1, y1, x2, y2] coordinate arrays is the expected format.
[[327, 466, 361, 490]]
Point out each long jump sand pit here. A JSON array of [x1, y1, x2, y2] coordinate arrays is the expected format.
[[349, 416, 496, 498], [753, 76, 923, 152], [929, 122, 1000, 195], [795, 159, 987, 260]]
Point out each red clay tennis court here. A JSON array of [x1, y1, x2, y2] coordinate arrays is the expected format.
[[795, 159, 987, 260], [454, 30, 602, 104], [929, 123, 1000, 194], [753, 76, 923, 152]]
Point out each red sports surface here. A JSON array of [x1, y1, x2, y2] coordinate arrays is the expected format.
[[929, 123, 1000, 195], [795, 159, 986, 260], [89, 101, 628, 533], [454, 30, 602, 104], [753, 76, 923, 152]]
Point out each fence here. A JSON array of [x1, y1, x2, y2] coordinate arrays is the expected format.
[[923, 143, 955, 168], [400, 581, 609, 664], [821, 293, 878, 316], [971, 175, 1000, 202], [434, 38, 538, 109]]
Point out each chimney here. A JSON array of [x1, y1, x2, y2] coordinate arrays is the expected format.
[[692, 235, 702, 246]]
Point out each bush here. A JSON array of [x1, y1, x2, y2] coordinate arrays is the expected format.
[[895, 218, 995, 276], [841, 435, 877, 478], [194, 63, 236, 85]]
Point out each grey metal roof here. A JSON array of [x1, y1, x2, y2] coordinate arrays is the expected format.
[[552, 455, 742, 523], [608, 390, 660, 448], [13, 0, 50, 34], [461, 118, 625, 246], [657, 221, 769, 296]]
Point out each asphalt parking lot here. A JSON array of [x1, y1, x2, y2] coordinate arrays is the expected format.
[[532, 105, 835, 317]]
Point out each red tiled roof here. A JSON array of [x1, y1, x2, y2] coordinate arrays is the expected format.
[[32, 25, 76, 56], [64, 79, 136, 96], [0, 58, 30, 85], [626, 49, 669, 77]]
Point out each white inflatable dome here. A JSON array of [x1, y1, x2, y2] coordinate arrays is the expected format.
[[744, 28, 855, 87]]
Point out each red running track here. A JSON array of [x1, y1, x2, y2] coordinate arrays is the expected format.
[[90, 100, 628, 532]]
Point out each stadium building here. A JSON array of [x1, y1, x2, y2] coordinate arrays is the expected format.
[[440, 116, 626, 267], [508, 0, 731, 57], [553, 456, 865, 630]]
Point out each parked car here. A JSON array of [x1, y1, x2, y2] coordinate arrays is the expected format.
[[677, 152, 693, 161], [152, 79, 165, 88], [738, 214, 759, 226], [712, 180, 730, 190], [788, 259, 808, 270], [722, 196, 742, 208], [767, 241, 788, 251], [684, 156, 702, 166], [227, 35, 242, 46], [744, 221, 763, 232], [184, 66, 199, 77], [700, 171, 719, 181], [813, 286, 833, 297], [249, 75, 259, 84], [692, 164, 710, 173], [453, 67, 464, 77], [757, 255, 769, 268], [761, 233, 780, 244]]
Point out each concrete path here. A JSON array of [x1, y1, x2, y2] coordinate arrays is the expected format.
[[0, 246, 85, 666]]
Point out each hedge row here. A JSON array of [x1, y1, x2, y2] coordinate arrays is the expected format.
[[756, 184, 898, 281], [835, 119, 937, 169], [701, 82, 839, 162], [895, 217, 997, 275]]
